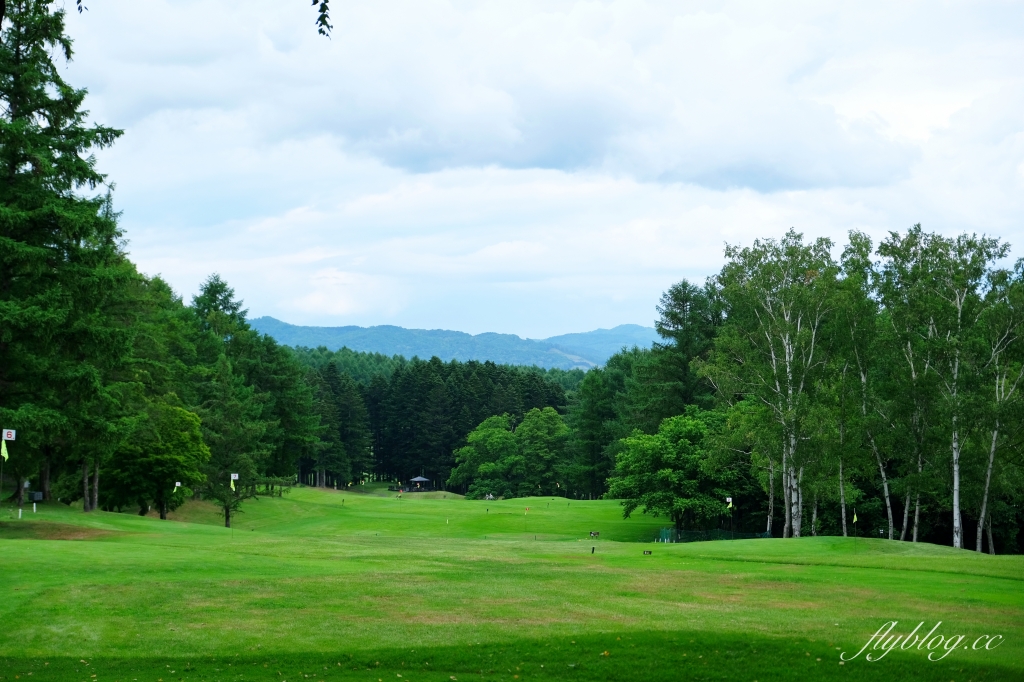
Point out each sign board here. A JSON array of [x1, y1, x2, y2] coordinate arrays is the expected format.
[[175, 482, 181, 488], [230, 473, 239, 480], [2, 429, 15, 441]]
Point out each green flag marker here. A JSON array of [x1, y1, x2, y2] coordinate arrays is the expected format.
[[0, 440, 7, 462]]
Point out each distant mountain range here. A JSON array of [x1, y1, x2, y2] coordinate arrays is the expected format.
[[250, 317, 661, 369]]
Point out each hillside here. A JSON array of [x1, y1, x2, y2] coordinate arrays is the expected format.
[[250, 317, 660, 368]]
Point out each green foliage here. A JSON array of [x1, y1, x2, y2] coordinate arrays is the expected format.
[[449, 407, 568, 498], [196, 355, 269, 527], [0, 0, 130, 506], [289, 345, 406, 384], [301, 362, 372, 487], [371, 358, 567, 484], [607, 408, 732, 531], [562, 280, 720, 500], [104, 397, 209, 517]]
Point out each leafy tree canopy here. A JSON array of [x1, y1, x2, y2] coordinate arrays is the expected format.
[[607, 407, 733, 532]]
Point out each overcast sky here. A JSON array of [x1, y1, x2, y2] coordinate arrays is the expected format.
[[65, 1, 1024, 338]]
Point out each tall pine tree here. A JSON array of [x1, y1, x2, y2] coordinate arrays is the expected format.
[[0, 0, 130, 508]]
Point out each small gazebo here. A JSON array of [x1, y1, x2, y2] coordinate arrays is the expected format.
[[409, 476, 431, 490]]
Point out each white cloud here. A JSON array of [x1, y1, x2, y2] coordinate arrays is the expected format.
[[57, 0, 1024, 337]]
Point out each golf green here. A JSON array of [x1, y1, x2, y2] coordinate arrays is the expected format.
[[0, 487, 1020, 681]]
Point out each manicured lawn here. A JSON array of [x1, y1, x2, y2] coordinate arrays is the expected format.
[[0, 489, 1020, 681]]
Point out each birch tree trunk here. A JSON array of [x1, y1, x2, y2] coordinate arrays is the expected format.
[[986, 516, 995, 555], [951, 414, 963, 549], [766, 461, 775, 535], [782, 444, 792, 538], [869, 434, 894, 540], [82, 460, 91, 512], [859, 364, 894, 540], [900, 490, 910, 541], [789, 465, 803, 538], [975, 425, 998, 551], [912, 449, 923, 542], [839, 457, 847, 537], [794, 464, 802, 532]]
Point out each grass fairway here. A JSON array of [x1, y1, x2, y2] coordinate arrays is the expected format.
[[0, 488, 1021, 681]]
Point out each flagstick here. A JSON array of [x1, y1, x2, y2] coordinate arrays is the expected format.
[[0, 439, 10, 509]]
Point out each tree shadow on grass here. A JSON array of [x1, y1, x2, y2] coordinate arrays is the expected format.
[[2, 629, 1015, 681]]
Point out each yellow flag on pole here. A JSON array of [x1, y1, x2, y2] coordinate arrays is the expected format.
[[1, 440, 7, 461], [853, 509, 857, 523]]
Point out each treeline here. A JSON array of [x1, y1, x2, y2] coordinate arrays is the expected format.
[[699, 227, 1024, 553], [448, 280, 719, 503], [449, 229, 1024, 553], [297, 349, 573, 486], [0, 2, 576, 525], [289, 345, 586, 393], [552, 230, 1022, 553]]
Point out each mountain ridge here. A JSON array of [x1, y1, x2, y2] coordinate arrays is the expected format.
[[250, 317, 660, 369]]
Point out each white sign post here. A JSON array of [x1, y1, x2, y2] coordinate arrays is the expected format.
[[0, 430, 10, 504]]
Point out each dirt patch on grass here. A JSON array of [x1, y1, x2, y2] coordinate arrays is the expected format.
[[0, 520, 115, 540], [141, 499, 225, 525]]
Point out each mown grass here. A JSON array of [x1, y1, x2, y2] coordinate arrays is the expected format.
[[0, 489, 1020, 681]]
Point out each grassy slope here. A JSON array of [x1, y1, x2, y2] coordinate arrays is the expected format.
[[0, 489, 1021, 681]]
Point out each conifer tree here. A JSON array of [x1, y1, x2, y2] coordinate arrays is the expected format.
[[0, 0, 129, 507]]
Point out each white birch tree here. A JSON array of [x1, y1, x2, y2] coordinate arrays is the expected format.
[[839, 232, 901, 539], [698, 230, 837, 538], [975, 262, 1024, 552], [879, 226, 1005, 549]]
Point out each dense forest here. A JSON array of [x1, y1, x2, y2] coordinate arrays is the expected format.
[[2, 1, 1021, 553], [292, 346, 574, 487]]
